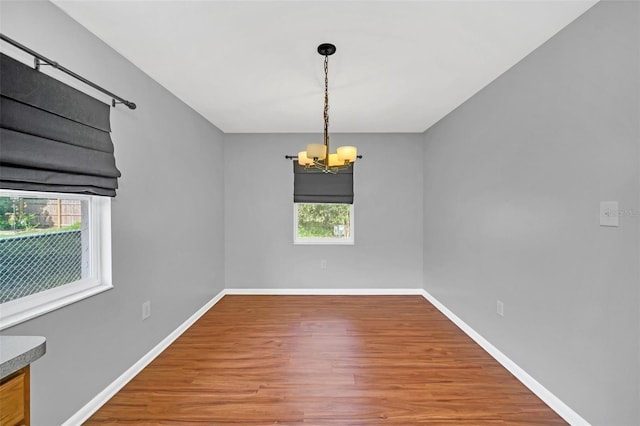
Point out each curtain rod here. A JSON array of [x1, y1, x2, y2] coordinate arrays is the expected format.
[[0, 33, 136, 110]]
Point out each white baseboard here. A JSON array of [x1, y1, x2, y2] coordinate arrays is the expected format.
[[420, 289, 589, 426], [224, 287, 424, 295], [64, 287, 587, 426], [62, 289, 227, 426]]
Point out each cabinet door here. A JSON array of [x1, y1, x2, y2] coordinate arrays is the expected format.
[[0, 366, 29, 426]]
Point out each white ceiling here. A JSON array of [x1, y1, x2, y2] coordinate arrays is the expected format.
[[52, 0, 597, 133]]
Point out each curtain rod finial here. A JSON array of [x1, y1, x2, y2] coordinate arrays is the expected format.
[[112, 99, 137, 110]]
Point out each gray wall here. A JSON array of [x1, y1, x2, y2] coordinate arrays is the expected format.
[[422, 2, 639, 425], [0, 1, 225, 424], [224, 133, 423, 289]]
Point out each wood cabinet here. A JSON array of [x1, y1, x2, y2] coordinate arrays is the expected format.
[[0, 366, 29, 426]]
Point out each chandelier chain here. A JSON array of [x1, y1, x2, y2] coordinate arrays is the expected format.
[[324, 54, 329, 145]]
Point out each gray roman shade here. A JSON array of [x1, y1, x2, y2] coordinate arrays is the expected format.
[[0, 53, 120, 196], [293, 163, 354, 204]]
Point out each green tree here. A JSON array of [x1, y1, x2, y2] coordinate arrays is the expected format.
[[0, 197, 38, 232], [0, 197, 12, 230], [297, 204, 350, 238]]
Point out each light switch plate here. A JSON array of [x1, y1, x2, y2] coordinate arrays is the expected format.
[[600, 201, 619, 227], [142, 300, 151, 320]]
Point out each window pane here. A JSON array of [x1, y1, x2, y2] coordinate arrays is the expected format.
[[0, 196, 88, 303], [297, 203, 351, 239]]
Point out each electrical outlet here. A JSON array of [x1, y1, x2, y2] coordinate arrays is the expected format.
[[496, 300, 504, 317], [142, 300, 151, 320], [320, 259, 327, 269], [600, 201, 619, 227]]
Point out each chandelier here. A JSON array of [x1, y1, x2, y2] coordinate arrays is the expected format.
[[287, 43, 359, 173]]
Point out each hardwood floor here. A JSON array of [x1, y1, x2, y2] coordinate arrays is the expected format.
[[86, 295, 566, 425]]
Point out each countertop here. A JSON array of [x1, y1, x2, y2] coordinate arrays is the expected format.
[[0, 335, 46, 379]]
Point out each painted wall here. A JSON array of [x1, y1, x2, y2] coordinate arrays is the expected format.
[[0, 1, 225, 424], [224, 133, 423, 289], [422, 2, 640, 424]]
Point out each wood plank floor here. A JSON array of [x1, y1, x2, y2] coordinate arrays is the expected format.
[[86, 295, 566, 425]]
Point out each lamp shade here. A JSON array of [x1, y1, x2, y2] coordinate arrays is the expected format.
[[328, 153, 341, 167], [298, 151, 314, 166], [337, 146, 357, 162], [306, 143, 327, 160]]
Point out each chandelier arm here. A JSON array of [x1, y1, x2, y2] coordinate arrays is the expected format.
[[312, 161, 337, 174]]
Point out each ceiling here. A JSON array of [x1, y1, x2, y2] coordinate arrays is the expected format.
[[52, 0, 597, 133]]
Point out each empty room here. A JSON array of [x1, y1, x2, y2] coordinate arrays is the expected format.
[[0, 0, 638, 425]]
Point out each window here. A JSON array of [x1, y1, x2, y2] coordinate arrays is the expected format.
[[0, 189, 112, 330], [294, 203, 354, 245]]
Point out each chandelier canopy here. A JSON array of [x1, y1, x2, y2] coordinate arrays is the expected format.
[[287, 43, 360, 173]]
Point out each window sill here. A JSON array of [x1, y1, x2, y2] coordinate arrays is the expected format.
[[294, 239, 354, 245], [0, 282, 113, 331]]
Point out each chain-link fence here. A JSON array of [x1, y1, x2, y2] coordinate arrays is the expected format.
[[0, 230, 82, 303]]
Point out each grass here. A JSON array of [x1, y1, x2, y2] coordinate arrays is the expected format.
[[0, 223, 81, 239]]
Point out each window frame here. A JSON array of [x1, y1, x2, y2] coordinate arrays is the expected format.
[[293, 203, 355, 245], [0, 189, 113, 330]]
